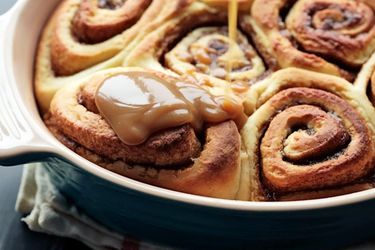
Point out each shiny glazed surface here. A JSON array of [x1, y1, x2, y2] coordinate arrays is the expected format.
[[95, 71, 244, 145]]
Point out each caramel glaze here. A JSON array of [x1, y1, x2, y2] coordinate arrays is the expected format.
[[45, 68, 243, 198], [125, 2, 270, 90], [46, 69, 244, 167], [200, 0, 252, 11], [47, 110, 202, 167], [95, 71, 246, 145], [187, 29, 259, 79]]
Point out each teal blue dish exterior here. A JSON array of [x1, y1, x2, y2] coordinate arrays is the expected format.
[[43, 157, 375, 249]]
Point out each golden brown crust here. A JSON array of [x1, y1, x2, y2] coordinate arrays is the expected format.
[[49, 0, 162, 76], [260, 88, 373, 193], [124, 1, 227, 64], [242, 68, 375, 200], [46, 112, 201, 166], [47, 118, 241, 199], [35, 0, 188, 113], [72, 0, 152, 44], [47, 68, 203, 166], [250, 0, 375, 81], [46, 67, 242, 199]]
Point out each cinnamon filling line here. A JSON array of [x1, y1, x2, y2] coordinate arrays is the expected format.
[[258, 88, 373, 194], [73, 0, 151, 44], [98, 0, 126, 10]]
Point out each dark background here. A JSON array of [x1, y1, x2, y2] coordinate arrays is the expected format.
[[0, 1, 373, 250], [0, 166, 89, 249]]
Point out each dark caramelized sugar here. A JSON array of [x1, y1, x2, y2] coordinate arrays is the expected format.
[[282, 139, 350, 166], [261, 103, 352, 166], [311, 7, 362, 30], [208, 39, 229, 55], [98, 0, 126, 10]]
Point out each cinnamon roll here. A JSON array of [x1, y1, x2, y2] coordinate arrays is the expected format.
[[249, 0, 375, 81], [242, 68, 375, 201], [35, 0, 186, 113], [45, 67, 245, 199], [123, 0, 268, 102], [354, 51, 375, 107]]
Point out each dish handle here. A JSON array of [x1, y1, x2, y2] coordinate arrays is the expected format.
[[0, 11, 56, 166]]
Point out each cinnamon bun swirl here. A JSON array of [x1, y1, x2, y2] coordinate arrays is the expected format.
[[123, 0, 268, 102], [249, 0, 375, 81], [45, 67, 244, 199], [35, 0, 187, 113], [242, 68, 375, 201]]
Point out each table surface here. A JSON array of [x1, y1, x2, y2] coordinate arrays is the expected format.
[[0, 1, 374, 250], [0, 0, 14, 15], [0, 166, 90, 250]]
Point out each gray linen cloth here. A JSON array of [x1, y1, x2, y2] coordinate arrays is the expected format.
[[15, 163, 165, 250]]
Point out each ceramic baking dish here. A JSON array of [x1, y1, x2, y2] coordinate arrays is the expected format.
[[1, 0, 375, 248]]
